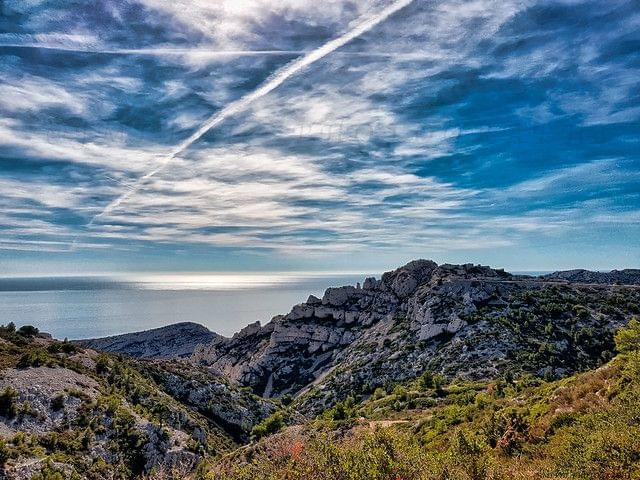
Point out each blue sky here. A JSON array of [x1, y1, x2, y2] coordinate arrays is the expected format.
[[0, 0, 639, 275]]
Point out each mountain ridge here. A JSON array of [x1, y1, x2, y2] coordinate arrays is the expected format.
[[77, 322, 220, 359], [189, 260, 640, 412]]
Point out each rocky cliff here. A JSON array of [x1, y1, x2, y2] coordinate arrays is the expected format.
[[192, 260, 640, 412]]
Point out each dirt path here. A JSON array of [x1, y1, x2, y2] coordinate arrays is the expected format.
[[366, 419, 410, 428]]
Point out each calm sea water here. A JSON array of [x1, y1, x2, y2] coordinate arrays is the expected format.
[[0, 273, 371, 340]]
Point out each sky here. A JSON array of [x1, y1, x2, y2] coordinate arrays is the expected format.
[[0, 0, 639, 275]]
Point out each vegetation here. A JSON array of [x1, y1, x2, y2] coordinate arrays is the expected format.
[[250, 412, 286, 440], [0, 324, 240, 479], [210, 318, 640, 480], [0, 387, 19, 418], [2, 318, 640, 479]]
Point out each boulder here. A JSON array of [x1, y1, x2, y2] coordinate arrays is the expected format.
[[322, 286, 356, 306], [287, 304, 315, 320], [419, 323, 444, 341]]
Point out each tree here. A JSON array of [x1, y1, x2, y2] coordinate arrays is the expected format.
[[251, 411, 285, 440], [615, 318, 640, 377], [0, 387, 19, 418], [17, 325, 39, 337], [419, 371, 434, 389], [615, 318, 640, 354]]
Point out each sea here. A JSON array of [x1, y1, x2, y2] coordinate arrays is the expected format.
[[0, 271, 550, 340], [0, 273, 372, 340]]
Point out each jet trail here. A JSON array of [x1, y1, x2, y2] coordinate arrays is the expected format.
[[0, 43, 306, 57], [86, 0, 416, 227], [0, 43, 432, 60]]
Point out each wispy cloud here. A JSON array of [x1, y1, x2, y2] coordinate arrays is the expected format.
[[1, 0, 639, 271]]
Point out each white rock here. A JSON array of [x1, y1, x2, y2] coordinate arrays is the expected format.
[[306, 295, 322, 305], [446, 316, 466, 334], [314, 306, 344, 320], [287, 304, 315, 320], [419, 323, 444, 341], [391, 273, 418, 298]]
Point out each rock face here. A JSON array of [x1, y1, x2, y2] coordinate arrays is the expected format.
[[138, 361, 277, 442], [0, 366, 100, 436], [78, 322, 219, 359], [192, 260, 640, 413]]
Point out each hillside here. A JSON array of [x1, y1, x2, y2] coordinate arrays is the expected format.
[[2, 259, 640, 479], [77, 323, 219, 360], [0, 325, 275, 479], [208, 318, 640, 479]]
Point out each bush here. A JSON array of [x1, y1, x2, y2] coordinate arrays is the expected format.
[[432, 374, 447, 395], [31, 464, 66, 480], [419, 371, 434, 389], [47, 342, 78, 355], [51, 393, 66, 412], [0, 439, 9, 467], [615, 318, 640, 377], [322, 397, 356, 422], [372, 387, 386, 400], [251, 411, 285, 440], [17, 350, 49, 368], [0, 387, 19, 418], [615, 318, 640, 354], [17, 325, 39, 337]]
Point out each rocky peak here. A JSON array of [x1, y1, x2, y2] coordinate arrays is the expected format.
[[380, 259, 438, 298]]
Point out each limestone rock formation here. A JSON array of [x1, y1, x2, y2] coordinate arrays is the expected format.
[[192, 260, 640, 413]]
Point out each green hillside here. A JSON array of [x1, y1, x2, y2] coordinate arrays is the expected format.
[[209, 319, 640, 480], [0, 324, 275, 480]]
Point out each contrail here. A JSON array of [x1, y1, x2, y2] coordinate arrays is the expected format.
[[0, 34, 305, 56], [85, 0, 416, 228], [0, 43, 307, 57], [0, 43, 431, 60]]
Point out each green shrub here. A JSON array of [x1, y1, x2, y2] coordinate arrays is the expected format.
[[615, 318, 640, 354], [251, 411, 285, 440], [17, 350, 49, 368], [31, 464, 66, 480], [17, 325, 39, 337], [47, 342, 78, 355], [419, 371, 434, 389], [51, 394, 66, 412], [372, 387, 386, 400], [0, 386, 19, 418]]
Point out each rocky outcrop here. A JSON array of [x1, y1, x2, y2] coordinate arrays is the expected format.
[[78, 322, 219, 359], [0, 366, 100, 436], [542, 268, 640, 285], [192, 260, 640, 413]]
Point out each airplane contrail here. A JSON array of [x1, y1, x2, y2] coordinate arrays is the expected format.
[[0, 42, 308, 57], [0, 43, 433, 60], [85, 0, 416, 228]]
